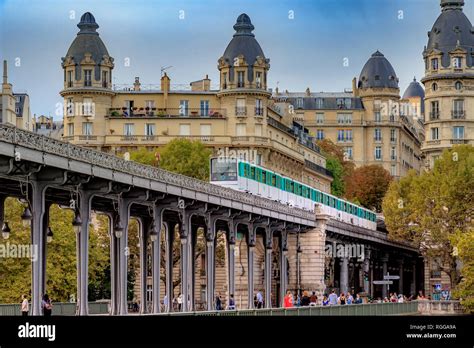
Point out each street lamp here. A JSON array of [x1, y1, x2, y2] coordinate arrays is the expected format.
[[149, 220, 158, 242], [21, 206, 33, 227], [114, 218, 124, 239], [2, 222, 11, 239], [72, 211, 82, 234], [46, 227, 53, 243]]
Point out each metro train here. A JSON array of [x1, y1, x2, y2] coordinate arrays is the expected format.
[[209, 158, 377, 230]]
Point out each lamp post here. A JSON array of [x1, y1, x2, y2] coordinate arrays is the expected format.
[[46, 227, 53, 243], [72, 211, 82, 234], [21, 206, 33, 227], [2, 222, 11, 239], [114, 217, 124, 239], [149, 220, 158, 242]]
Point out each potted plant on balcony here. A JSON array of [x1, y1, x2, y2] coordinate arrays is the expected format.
[[157, 111, 165, 117], [145, 107, 150, 111], [111, 111, 120, 116], [110, 129, 115, 134]]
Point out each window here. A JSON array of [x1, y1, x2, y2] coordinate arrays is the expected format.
[[84, 69, 92, 86], [66, 98, 74, 116], [374, 128, 382, 141], [430, 101, 439, 119], [316, 129, 324, 140], [179, 100, 189, 116], [453, 126, 464, 139], [200, 124, 211, 136], [255, 98, 263, 116], [296, 98, 304, 109], [179, 124, 190, 136], [316, 113, 324, 124], [102, 70, 108, 88], [145, 123, 155, 136], [67, 123, 74, 136], [145, 100, 155, 115], [374, 111, 381, 122], [344, 146, 353, 160], [453, 99, 464, 118], [431, 58, 438, 70], [337, 113, 352, 124], [391, 147, 396, 161], [236, 123, 246, 136], [345, 129, 353, 141], [82, 122, 92, 136], [453, 57, 462, 68], [125, 100, 134, 116], [315, 98, 323, 109], [200, 100, 209, 116], [431, 127, 439, 140], [82, 98, 93, 116], [237, 71, 245, 88], [455, 81, 463, 91], [337, 129, 344, 142], [390, 129, 397, 143], [432, 83, 438, 92], [256, 72, 262, 88], [67, 71, 73, 87], [375, 146, 382, 160], [255, 124, 262, 136], [391, 164, 397, 176], [236, 98, 246, 116], [124, 123, 134, 136]]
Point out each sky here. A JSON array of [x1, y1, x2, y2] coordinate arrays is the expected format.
[[1, 0, 473, 119]]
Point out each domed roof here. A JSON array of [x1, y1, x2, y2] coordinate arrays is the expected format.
[[221, 14, 267, 82], [358, 51, 399, 89], [63, 12, 112, 81], [426, 0, 474, 67], [403, 77, 425, 99]]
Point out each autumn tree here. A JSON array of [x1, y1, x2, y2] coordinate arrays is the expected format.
[[346, 165, 392, 212], [451, 229, 474, 312], [383, 145, 474, 291]]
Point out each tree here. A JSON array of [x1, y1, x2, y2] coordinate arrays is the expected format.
[[451, 229, 474, 312], [383, 145, 474, 290], [317, 139, 355, 197], [158, 139, 212, 181], [346, 165, 392, 212], [130, 147, 159, 167]]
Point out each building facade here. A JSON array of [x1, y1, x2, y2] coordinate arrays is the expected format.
[[422, 0, 474, 168], [60, 12, 333, 192], [0, 60, 32, 131]]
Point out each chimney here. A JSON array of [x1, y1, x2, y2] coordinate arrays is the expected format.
[[203, 74, 210, 91], [352, 77, 358, 97], [3, 60, 7, 84], [161, 73, 170, 109], [133, 77, 141, 91], [275, 87, 279, 95]]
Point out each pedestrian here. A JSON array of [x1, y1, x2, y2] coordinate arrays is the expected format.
[[301, 290, 310, 306], [177, 293, 183, 311], [21, 294, 29, 316], [398, 294, 404, 303], [163, 294, 168, 312], [256, 291, 263, 309], [228, 294, 236, 310], [328, 289, 338, 305], [346, 291, 354, 304], [42, 294, 52, 316], [322, 295, 329, 306], [338, 292, 346, 305], [215, 295, 222, 310], [283, 290, 293, 308], [295, 292, 301, 307], [354, 293, 363, 304], [309, 291, 318, 306]]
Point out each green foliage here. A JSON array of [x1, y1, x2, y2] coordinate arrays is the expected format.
[[0, 198, 111, 303], [130, 148, 159, 167], [326, 156, 345, 197], [451, 230, 474, 313], [158, 139, 212, 181], [383, 145, 474, 290]]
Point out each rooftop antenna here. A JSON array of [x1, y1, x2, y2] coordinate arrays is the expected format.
[[161, 66, 173, 76]]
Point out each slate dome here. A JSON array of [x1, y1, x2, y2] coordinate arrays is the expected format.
[[358, 51, 399, 89]]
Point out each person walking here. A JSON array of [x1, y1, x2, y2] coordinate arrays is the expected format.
[[346, 291, 354, 304], [328, 289, 338, 306], [215, 295, 222, 310], [338, 292, 346, 305], [322, 295, 329, 306], [21, 294, 29, 316], [283, 290, 293, 308], [42, 294, 52, 316], [309, 291, 318, 306], [256, 291, 263, 309], [354, 294, 363, 304], [228, 294, 236, 310], [177, 293, 183, 311], [301, 291, 310, 306]]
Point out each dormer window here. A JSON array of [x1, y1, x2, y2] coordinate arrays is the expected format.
[[102, 70, 108, 88], [374, 75, 380, 80], [432, 82, 438, 91], [431, 58, 438, 70], [237, 71, 244, 88], [455, 81, 463, 90], [223, 72, 227, 89], [296, 98, 304, 109], [84, 69, 92, 87], [256, 72, 262, 88], [67, 71, 73, 87], [453, 57, 462, 69]]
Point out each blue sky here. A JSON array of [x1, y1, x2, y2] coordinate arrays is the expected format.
[[1, 0, 473, 118]]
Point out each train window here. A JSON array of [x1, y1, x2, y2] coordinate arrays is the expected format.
[[271, 174, 276, 186], [250, 167, 255, 180], [262, 170, 266, 184], [290, 182, 294, 193], [210, 158, 238, 181]]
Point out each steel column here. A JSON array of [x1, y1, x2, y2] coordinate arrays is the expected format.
[[151, 207, 163, 314], [77, 191, 93, 316], [117, 199, 132, 315], [205, 219, 216, 311], [165, 221, 174, 312], [139, 218, 148, 314], [382, 254, 389, 298], [247, 224, 256, 309], [340, 255, 349, 294], [279, 230, 288, 307], [264, 228, 272, 308]]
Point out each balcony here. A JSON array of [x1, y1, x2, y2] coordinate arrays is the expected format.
[[121, 135, 138, 141], [107, 108, 226, 118], [304, 159, 333, 178], [267, 117, 294, 136], [78, 135, 97, 141], [451, 110, 465, 119], [235, 106, 247, 116], [426, 139, 441, 145], [255, 107, 264, 116], [429, 111, 439, 120], [451, 139, 468, 144]]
